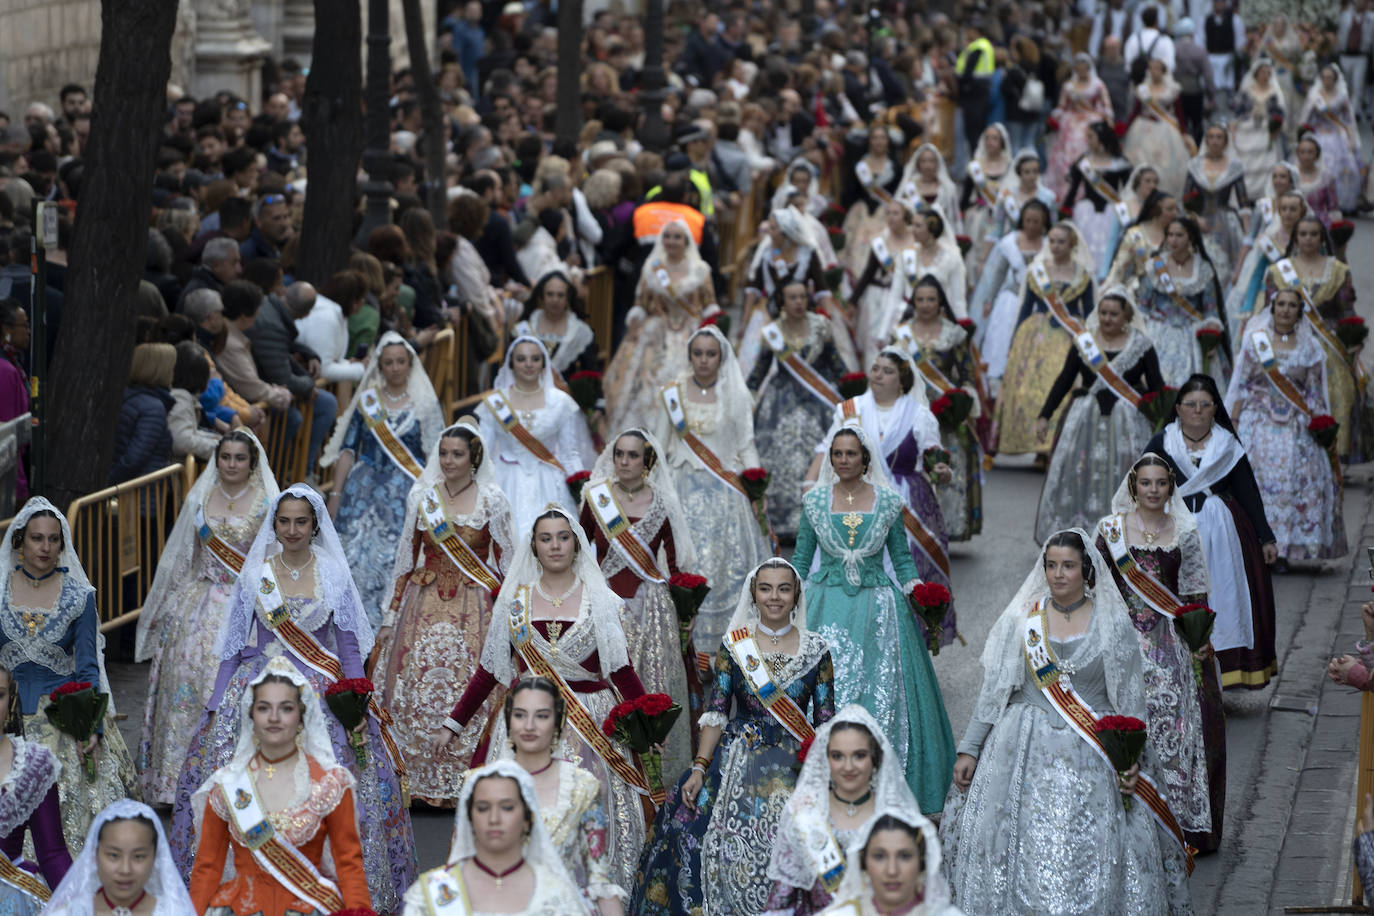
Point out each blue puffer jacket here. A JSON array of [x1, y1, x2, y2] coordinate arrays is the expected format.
[[109, 385, 173, 484]]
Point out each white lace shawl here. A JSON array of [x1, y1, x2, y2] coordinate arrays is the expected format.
[[321, 330, 445, 468], [587, 427, 697, 572], [826, 806, 956, 914], [1102, 457, 1211, 599], [514, 309, 597, 375], [1224, 305, 1328, 416]]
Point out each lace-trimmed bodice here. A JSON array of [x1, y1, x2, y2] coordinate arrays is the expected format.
[[208, 755, 353, 848]]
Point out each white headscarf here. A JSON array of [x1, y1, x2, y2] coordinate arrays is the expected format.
[[387, 419, 515, 592], [898, 143, 957, 204], [639, 218, 712, 298], [1028, 219, 1097, 279], [587, 426, 697, 571], [1303, 63, 1361, 150], [321, 330, 445, 468], [215, 483, 376, 662], [1263, 161, 1301, 203], [970, 528, 1146, 728], [136, 430, 279, 661], [684, 325, 754, 428], [815, 418, 900, 492], [42, 800, 196, 916], [767, 704, 918, 892], [495, 334, 557, 391], [972, 123, 1012, 174], [477, 506, 630, 684], [1240, 57, 1285, 104], [828, 806, 958, 915], [815, 346, 941, 465], [724, 557, 812, 639], [1223, 298, 1327, 415]]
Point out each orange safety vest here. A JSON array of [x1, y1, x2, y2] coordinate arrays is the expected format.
[[633, 202, 706, 245]]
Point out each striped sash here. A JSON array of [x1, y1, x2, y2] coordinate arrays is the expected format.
[[967, 161, 999, 207], [1148, 258, 1205, 321], [418, 487, 501, 594], [484, 391, 566, 473], [584, 481, 666, 584], [507, 585, 660, 802], [1145, 97, 1184, 135], [1079, 160, 1131, 224], [728, 628, 815, 742], [855, 160, 893, 205], [762, 322, 842, 408], [1022, 600, 1195, 875], [1250, 329, 1342, 482], [359, 389, 423, 480], [0, 850, 48, 904], [1273, 258, 1371, 387], [197, 506, 246, 576], [660, 384, 747, 498], [1098, 515, 1185, 618]]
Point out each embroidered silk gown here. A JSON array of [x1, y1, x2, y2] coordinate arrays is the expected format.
[[1137, 256, 1228, 388], [1183, 156, 1250, 279], [0, 738, 70, 915], [630, 633, 835, 915], [482, 389, 593, 535], [1062, 156, 1133, 277], [792, 485, 956, 813]]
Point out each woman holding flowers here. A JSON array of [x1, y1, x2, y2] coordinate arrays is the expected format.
[[969, 199, 1049, 391], [851, 200, 919, 368], [0, 498, 136, 857], [375, 421, 514, 804], [747, 280, 849, 539], [1136, 216, 1229, 388], [959, 124, 1014, 277], [650, 326, 772, 652], [1298, 64, 1365, 213], [1033, 289, 1164, 543], [1046, 55, 1114, 198], [940, 530, 1193, 914], [763, 705, 918, 915], [1096, 454, 1224, 853], [1225, 289, 1346, 563], [892, 276, 983, 540], [738, 209, 835, 382], [1292, 132, 1343, 228], [1232, 59, 1288, 200], [580, 428, 697, 781], [171, 485, 414, 911], [1105, 189, 1179, 299], [793, 426, 955, 813], [630, 559, 835, 916], [136, 430, 278, 805], [1060, 121, 1133, 277], [438, 507, 653, 894], [188, 659, 374, 916], [1124, 58, 1194, 197]]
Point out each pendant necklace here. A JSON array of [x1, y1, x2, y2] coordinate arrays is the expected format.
[[1050, 595, 1089, 618], [254, 747, 298, 780], [277, 552, 313, 582], [473, 857, 524, 889], [99, 888, 146, 916], [692, 376, 718, 397], [1135, 512, 1167, 545], [831, 786, 873, 818], [535, 579, 579, 608], [218, 482, 251, 511], [443, 478, 474, 501], [757, 620, 793, 648], [17, 565, 61, 589], [839, 482, 863, 506]]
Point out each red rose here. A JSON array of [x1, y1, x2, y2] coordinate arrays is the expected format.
[[568, 370, 603, 382], [1139, 391, 1158, 406], [49, 682, 93, 701], [1113, 120, 1128, 137], [910, 582, 952, 607], [956, 318, 975, 332], [1046, 116, 1060, 133], [741, 468, 769, 483], [1093, 715, 1147, 733], [1309, 414, 1337, 432], [669, 572, 708, 589], [1058, 204, 1073, 219], [930, 395, 952, 414], [841, 372, 867, 384], [1340, 316, 1367, 327], [566, 470, 591, 485], [797, 736, 814, 765]]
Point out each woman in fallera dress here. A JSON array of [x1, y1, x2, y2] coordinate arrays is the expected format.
[[1125, 58, 1195, 197], [485, 677, 625, 914], [820, 808, 963, 916], [323, 331, 445, 629], [1232, 58, 1287, 200], [438, 507, 655, 895], [136, 430, 278, 806], [898, 143, 962, 235], [893, 276, 984, 541], [748, 280, 849, 539], [1184, 122, 1251, 279], [1298, 63, 1366, 212], [375, 421, 514, 804], [1137, 216, 1230, 388], [650, 325, 772, 650], [940, 531, 1194, 914], [1096, 454, 1225, 853], [959, 123, 1013, 276], [979, 150, 1057, 271], [1145, 374, 1280, 689], [970, 199, 1049, 392], [170, 485, 415, 912], [630, 559, 835, 916], [42, 800, 194, 916], [841, 124, 902, 279], [1106, 189, 1180, 298], [188, 659, 373, 916], [406, 761, 591, 916], [1061, 120, 1133, 277], [1225, 290, 1347, 562], [0, 498, 137, 858], [851, 201, 920, 368], [763, 705, 919, 916], [1228, 184, 1305, 348], [481, 336, 595, 534], [514, 270, 602, 380], [580, 428, 697, 781], [1102, 166, 1161, 275], [1034, 288, 1164, 543], [794, 425, 955, 813], [0, 664, 69, 915], [737, 210, 835, 381], [1046, 54, 1114, 197]]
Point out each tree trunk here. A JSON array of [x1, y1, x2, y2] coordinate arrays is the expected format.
[[555, 0, 585, 148], [400, 0, 448, 229], [295, 0, 365, 285], [45, 0, 178, 507]]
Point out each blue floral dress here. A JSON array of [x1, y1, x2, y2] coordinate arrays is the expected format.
[[630, 632, 834, 915], [334, 406, 425, 629]]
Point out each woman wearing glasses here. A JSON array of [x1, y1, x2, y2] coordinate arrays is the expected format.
[[1144, 374, 1279, 690]]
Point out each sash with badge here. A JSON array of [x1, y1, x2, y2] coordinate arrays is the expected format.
[[1097, 515, 1188, 617], [855, 160, 892, 205], [892, 324, 959, 397], [1147, 258, 1205, 320], [359, 388, 424, 481], [1021, 600, 1195, 875], [660, 383, 750, 501], [1145, 97, 1185, 136], [997, 185, 1022, 225], [762, 321, 842, 408], [966, 161, 998, 208], [1031, 273, 1146, 413], [1273, 258, 1370, 387], [1250, 328, 1342, 481], [484, 391, 566, 473], [421, 865, 473, 915], [1256, 197, 1275, 227], [796, 808, 847, 893], [255, 565, 409, 790], [651, 261, 700, 317], [418, 487, 501, 594], [218, 768, 345, 912], [1079, 160, 1131, 225], [506, 585, 660, 803], [727, 627, 816, 741], [840, 400, 950, 578], [871, 236, 893, 274], [584, 481, 666, 584], [197, 505, 247, 576]]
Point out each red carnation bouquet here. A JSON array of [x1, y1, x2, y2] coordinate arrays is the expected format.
[[908, 582, 951, 655], [1268, 111, 1284, 135], [839, 372, 868, 399], [1057, 204, 1073, 220], [668, 573, 711, 655], [930, 388, 973, 431], [1139, 385, 1177, 431], [794, 735, 814, 772], [827, 225, 847, 251], [1195, 326, 1223, 357], [330, 909, 380, 916], [740, 467, 772, 537], [1308, 414, 1339, 449], [1113, 120, 1129, 138], [1338, 315, 1369, 350], [955, 234, 973, 257], [566, 470, 592, 504], [922, 446, 952, 476], [956, 317, 976, 336], [823, 201, 847, 228], [1172, 604, 1216, 687], [1093, 715, 1148, 810], [699, 312, 732, 339], [601, 693, 682, 795], [1046, 115, 1061, 134], [325, 678, 375, 767], [1331, 219, 1356, 248], [46, 681, 107, 781], [567, 370, 603, 416], [1182, 189, 1204, 215]]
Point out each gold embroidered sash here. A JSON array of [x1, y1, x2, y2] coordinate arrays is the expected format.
[[1098, 515, 1185, 618], [727, 628, 816, 742], [359, 389, 423, 480], [584, 481, 667, 584], [762, 322, 842, 408], [484, 391, 566, 473], [418, 487, 502, 593], [197, 506, 246, 576]]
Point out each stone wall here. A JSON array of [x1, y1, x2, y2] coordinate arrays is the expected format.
[[0, 0, 102, 114]]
